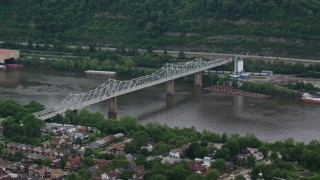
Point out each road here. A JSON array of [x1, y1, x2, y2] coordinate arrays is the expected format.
[[2, 41, 319, 64]]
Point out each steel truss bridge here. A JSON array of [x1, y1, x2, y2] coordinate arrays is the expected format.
[[35, 58, 232, 120]]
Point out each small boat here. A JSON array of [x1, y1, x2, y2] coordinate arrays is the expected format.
[[301, 93, 320, 104], [6, 64, 23, 70]]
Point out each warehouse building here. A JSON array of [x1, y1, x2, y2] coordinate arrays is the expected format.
[[0, 49, 20, 64]]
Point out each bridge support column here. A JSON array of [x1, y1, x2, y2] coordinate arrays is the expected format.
[[166, 80, 174, 95], [194, 72, 202, 86], [166, 94, 175, 107], [108, 97, 117, 119]]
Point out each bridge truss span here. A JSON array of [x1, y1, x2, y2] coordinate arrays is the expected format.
[[35, 58, 232, 120]]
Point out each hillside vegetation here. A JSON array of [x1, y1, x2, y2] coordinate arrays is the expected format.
[[1, 0, 320, 57]]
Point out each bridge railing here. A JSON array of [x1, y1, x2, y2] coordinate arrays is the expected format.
[[35, 58, 231, 119]]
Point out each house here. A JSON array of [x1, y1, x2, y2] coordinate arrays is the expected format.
[[88, 166, 99, 175], [70, 132, 88, 140], [133, 165, 145, 179], [45, 168, 64, 179], [108, 142, 125, 154], [125, 154, 135, 163], [0, 168, 11, 180], [88, 139, 107, 149], [203, 157, 212, 167], [161, 156, 181, 164], [188, 161, 208, 174], [95, 159, 109, 167], [169, 149, 181, 159], [114, 133, 124, 138], [213, 143, 224, 150], [77, 126, 89, 133], [254, 152, 264, 160], [33, 166, 47, 178], [28, 164, 39, 176], [237, 154, 248, 164], [225, 162, 234, 173], [104, 135, 115, 143], [141, 144, 153, 152], [101, 170, 120, 180]]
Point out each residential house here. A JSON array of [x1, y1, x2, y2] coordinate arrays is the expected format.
[[45, 168, 64, 179], [114, 133, 124, 138], [203, 157, 212, 167], [70, 132, 88, 140], [237, 154, 248, 164], [88, 166, 99, 176], [254, 152, 264, 161], [104, 135, 115, 143], [101, 170, 120, 180], [133, 165, 145, 179], [95, 159, 109, 167], [0, 168, 11, 180], [188, 161, 208, 174], [141, 144, 153, 152], [169, 149, 181, 159], [225, 162, 234, 173], [28, 164, 39, 176], [33, 166, 47, 178], [125, 154, 135, 163]]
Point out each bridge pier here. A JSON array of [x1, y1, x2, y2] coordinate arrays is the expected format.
[[166, 80, 174, 95], [166, 94, 175, 107], [194, 72, 202, 86], [108, 97, 117, 119]]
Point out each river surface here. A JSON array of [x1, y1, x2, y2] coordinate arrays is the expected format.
[[1, 69, 320, 143]]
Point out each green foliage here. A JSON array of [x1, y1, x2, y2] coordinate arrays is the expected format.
[[2, 1, 320, 57], [13, 152, 25, 162], [285, 81, 320, 93], [211, 159, 226, 173], [247, 154, 256, 168], [43, 157, 52, 167], [240, 81, 301, 98], [83, 157, 94, 167], [206, 170, 219, 180], [133, 131, 150, 148]]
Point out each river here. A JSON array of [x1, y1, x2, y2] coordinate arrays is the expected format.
[[1, 69, 320, 143]]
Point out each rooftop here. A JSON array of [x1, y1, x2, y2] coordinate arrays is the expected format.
[[0, 49, 17, 54]]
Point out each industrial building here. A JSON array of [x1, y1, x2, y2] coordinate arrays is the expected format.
[[0, 49, 20, 64]]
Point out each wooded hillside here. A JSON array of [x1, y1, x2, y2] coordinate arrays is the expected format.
[[1, 0, 320, 57]]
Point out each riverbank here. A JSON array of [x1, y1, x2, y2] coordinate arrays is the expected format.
[[204, 85, 270, 99]]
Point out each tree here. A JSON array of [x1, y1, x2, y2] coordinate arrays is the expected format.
[[43, 157, 52, 167], [270, 151, 280, 163], [60, 158, 67, 169], [223, 140, 240, 158], [211, 159, 226, 173], [83, 157, 94, 167], [153, 142, 171, 155], [186, 173, 206, 180], [135, 155, 147, 167], [13, 152, 25, 162], [150, 174, 167, 180], [24, 100, 45, 112], [133, 131, 149, 148], [247, 154, 256, 167], [178, 50, 185, 59], [78, 168, 93, 180], [258, 145, 269, 158], [119, 170, 131, 180], [206, 170, 219, 180], [124, 142, 136, 154]]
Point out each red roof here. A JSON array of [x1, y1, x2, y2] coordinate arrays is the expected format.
[[0, 49, 17, 54]]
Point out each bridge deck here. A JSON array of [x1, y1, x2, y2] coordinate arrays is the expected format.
[[35, 58, 232, 120]]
